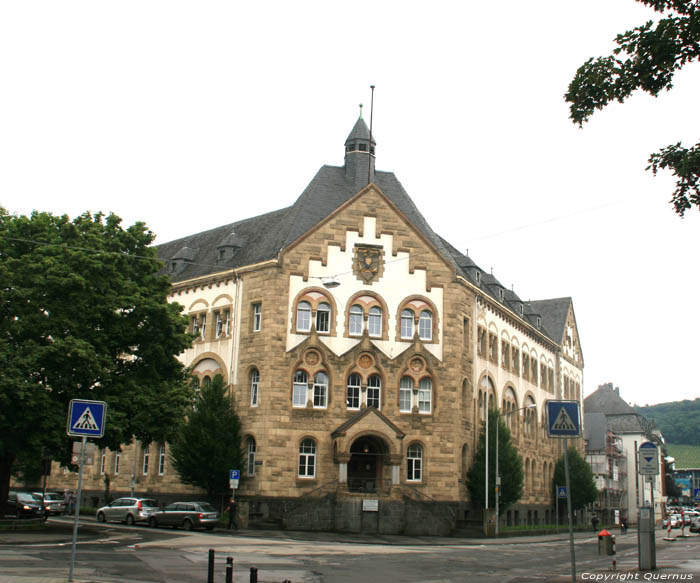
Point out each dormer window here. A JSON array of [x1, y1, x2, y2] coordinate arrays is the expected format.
[[536, 316, 541, 327], [358, 143, 367, 151], [498, 289, 504, 301], [475, 271, 481, 284], [519, 303, 524, 316]]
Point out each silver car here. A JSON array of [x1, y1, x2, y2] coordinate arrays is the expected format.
[[96, 497, 158, 525], [33, 492, 66, 515], [148, 501, 219, 531]]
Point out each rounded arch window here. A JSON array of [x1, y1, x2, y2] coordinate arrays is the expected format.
[[418, 377, 432, 413], [367, 374, 381, 409], [316, 302, 330, 333], [349, 305, 363, 336], [399, 376, 413, 412], [407, 443, 423, 481], [296, 301, 311, 332], [400, 309, 414, 339], [313, 371, 328, 408], [418, 310, 433, 340], [298, 439, 316, 478], [368, 306, 382, 337], [292, 370, 308, 407], [346, 373, 361, 409], [247, 436, 256, 476], [250, 368, 259, 407]]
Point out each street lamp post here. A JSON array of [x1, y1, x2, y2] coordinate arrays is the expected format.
[[495, 403, 536, 535]]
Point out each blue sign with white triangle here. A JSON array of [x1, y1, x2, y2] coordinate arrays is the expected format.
[[694, 489, 700, 501], [67, 399, 107, 438], [546, 400, 580, 437], [557, 486, 568, 499]]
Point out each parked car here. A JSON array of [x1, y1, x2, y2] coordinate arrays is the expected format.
[[148, 501, 219, 531], [5, 492, 47, 518], [96, 497, 158, 525], [33, 492, 66, 515], [689, 515, 700, 533]]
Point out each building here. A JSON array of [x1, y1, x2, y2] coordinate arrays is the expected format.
[[583, 383, 665, 524], [44, 113, 584, 534]]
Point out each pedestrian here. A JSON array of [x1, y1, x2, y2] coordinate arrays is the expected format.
[[226, 496, 238, 530], [592, 514, 599, 533], [620, 515, 627, 534]]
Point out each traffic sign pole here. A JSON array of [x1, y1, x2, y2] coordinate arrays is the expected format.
[[68, 436, 87, 582], [563, 439, 576, 583]]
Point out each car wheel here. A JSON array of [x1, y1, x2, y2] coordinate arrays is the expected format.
[[126, 514, 135, 526], [148, 517, 158, 528], [97, 512, 106, 523], [183, 519, 193, 531]]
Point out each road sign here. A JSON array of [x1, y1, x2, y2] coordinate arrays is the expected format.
[[546, 400, 580, 437], [694, 488, 700, 501], [229, 469, 240, 489], [67, 399, 107, 438], [638, 441, 659, 475], [557, 486, 568, 499]]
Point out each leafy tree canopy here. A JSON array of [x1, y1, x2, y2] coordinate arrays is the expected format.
[[635, 398, 700, 445], [565, 0, 700, 216], [0, 208, 193, 502], [170, 375, 245, 499], [553, 446, 598, 511], [467, 408, 524, 515]]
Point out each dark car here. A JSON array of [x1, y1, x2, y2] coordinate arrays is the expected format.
[[148, 501, 219, 531], [5, 492, 47, 518]]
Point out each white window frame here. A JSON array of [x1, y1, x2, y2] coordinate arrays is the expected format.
[[100, 450, 106, 474], [316, 302, 330, 333], [346, 373, 361, 409], [253, 303, 262, 332], [407, 444, 422, 481], [158, 444, 166, 475], [368, 306, 382, 337], [114, 451, 120, 475], [199, 314, 206, 340], [247, 437, 256, 476], [298, 439, 316, 478], [296, 301, 311, 332], [399, 376, 413, 412], [400, 309, 414, 339], [367, 374, 381, 409], [223, 308, 231, 336], [313, 372, 328, 408], [418, 310, 432, 341], [418, 377, 432, 413], [250, 369, 259, 407], [349, 305, 363, 336], [142, 444, 150, 475], [293, 370, 308, 407]]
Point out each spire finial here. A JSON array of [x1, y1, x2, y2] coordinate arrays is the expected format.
[[359, 103, 363, 118]]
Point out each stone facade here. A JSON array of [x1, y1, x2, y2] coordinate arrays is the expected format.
[[34, 115, 585, 534]]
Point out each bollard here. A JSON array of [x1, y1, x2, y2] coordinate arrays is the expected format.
[[208, 549, 215, 583], [250, 566, 258, 583], [226, 557, 233, 583]]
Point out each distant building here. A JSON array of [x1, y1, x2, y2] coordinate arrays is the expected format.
[[665, 444, 700, 506], [37, 113, 585, 534], [584, 383, 665, 524]]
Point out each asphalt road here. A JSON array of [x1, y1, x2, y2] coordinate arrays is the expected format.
[[0, 517, 699, 583]]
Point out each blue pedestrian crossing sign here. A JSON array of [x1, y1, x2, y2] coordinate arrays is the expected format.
[[557, 486, 567, 499], [546, 400, 580, 437], [67, 399, 107, 438], [694, 489, 700, 501]]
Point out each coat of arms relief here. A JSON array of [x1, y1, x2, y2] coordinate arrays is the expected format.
[[353, 245, 384, 283]]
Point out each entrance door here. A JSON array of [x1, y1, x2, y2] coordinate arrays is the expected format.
[[348, 436, 385, 493]]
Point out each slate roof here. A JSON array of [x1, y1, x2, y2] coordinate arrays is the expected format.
[[584, 383, 654, 434], [155, 115, 576, 346]]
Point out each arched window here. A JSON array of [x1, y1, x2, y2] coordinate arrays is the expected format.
[[158, 444, 166, 475], [407, 444, 422, 481], [296, 301, 311, 332], [313, 372, 328, 408], [368, 306, 382, 337], [247, 437, 256, 476], [400, 309, 414, 339], [367, 374, 381, 409], [346, 373, 361, 409], [250, 368, 259, 407], [418, 378, 432, 413], [316, 302, 330, 333], [142, 445, 150, 475], [418, 310, 433, 340], [292, 370, 308, 407], [399, 376, 413, 412], [349, 305, 363, 336], [202, 375, 212, 388], [298, 439, 316, 478]]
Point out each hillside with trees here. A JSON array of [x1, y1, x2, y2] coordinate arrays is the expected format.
[[635, 399, 700, 445]]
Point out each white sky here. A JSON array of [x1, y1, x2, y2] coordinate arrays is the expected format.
[[2, 1, 699, 406]]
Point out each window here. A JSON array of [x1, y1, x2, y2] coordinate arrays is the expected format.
[[477, 326, 486, 357], [100, 450, 106, 474], [313, 372, 328, 408], [250, 368, 259, 407], [114, 451, 120, 475], [501, 340, 510, 369], [399, 377, 413, 412], [293, 370, 308, 407], [253, 303, 262, 332], [247, 437, 256, 476], [199, 314, 206, 340], [223, 308, 231, 335], [158, 444, 166, 475], [142, 445, 150, 475], [298, 439, 316, 478], [215, 311, 224, 338], [407, 444, 422, 481], [349, 305, 363, 336], [418, 378, 432, 413], [400, 309, 414, 339], [511, 346, 520, 375], [522, 353, 530, 381], [418, 310, 432, 340], [368, 306, 382, 337], [367, 374, 381, 409], [346, 373, 361, 409], [202, 375, 211, 389], [316, 302, 330, 333], [296, 301, 311, 332], [488, 332, 498, 363]]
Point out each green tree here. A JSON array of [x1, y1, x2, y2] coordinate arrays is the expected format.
[[565, 0, 700, 216], [170, 375, 245, 499], [553, 446, 598, 511], [467, 408, 524, 514], [0, 209, 193, 505]]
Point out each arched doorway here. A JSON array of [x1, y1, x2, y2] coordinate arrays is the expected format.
[[347, 435, 388, 493]]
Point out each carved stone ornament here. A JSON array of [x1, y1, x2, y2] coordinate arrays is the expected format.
[[410, 357, 424, 372], [358, 354, 374, 369], [304, 350, 320, 366], [354, 245, 383, 283]]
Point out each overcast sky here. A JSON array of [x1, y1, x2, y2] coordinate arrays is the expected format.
[[2, 1, 699, 407]]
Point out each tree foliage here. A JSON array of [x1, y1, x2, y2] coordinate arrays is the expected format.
[[467, 408, 524, 514], [635, 398, 700, 444], [170, 375, 245, 499], [0, 208, 193, 504], [565, 0, 700, 215], [553, 446, 598, 511]]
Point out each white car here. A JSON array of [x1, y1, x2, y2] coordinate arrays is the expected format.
[[96, 497, 158, 525]]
